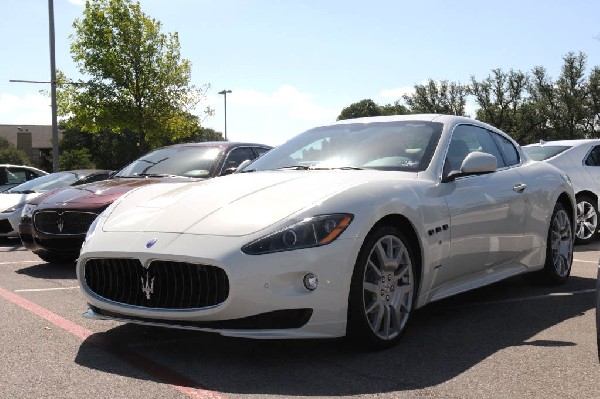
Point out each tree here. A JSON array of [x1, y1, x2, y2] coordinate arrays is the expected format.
[[337, 99, 382, 120], [403, 79, 467, 115], [59, 148, 96, 170], [380, 101, 410, 116], [60, 0, 211, 159], [0, 137, 31, 165], [469, 69, 531, 142]]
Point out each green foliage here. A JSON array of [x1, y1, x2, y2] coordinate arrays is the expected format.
[[403, 80, 467, 115], [61, 0, 211, 159], [338, 51, 600, 144], [337, 99, 382, 120], [59, 148, 96, 170], [0, 137, 31, 165]]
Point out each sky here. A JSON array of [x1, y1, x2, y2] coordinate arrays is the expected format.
[[1, 0, 600, 147]]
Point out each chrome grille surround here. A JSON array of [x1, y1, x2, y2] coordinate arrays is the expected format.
[[83, 258, 230, 309], [33, 210, 99, 235]]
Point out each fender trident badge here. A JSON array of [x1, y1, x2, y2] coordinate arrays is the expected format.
[[146, 238, 158, 248]]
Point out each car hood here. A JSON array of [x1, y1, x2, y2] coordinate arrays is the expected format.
[[31, 177, 192, 208], [103, 170, 418, 236], [0, 192, 41, 211]]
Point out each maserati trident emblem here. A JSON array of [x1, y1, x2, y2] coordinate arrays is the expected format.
[[146, 238, 158, 248], [57, 216, 64, 233], [141, 272, 155, 300]]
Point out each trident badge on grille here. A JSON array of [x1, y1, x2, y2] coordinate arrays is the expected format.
[[141, 272, 155, 300], [57, 216, 64, 233]]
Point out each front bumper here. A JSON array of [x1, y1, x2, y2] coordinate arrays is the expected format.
[[77, 230, 363, 339]]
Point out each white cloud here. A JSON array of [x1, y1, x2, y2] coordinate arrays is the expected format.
[[0, 92, 52, 125]]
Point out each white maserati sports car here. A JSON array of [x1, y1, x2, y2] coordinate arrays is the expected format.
[[77, 114, 575, 348]]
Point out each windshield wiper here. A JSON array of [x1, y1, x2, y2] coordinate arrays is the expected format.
[[276, 165, 312, 170], [9, 190, 37, 194], [312, 166, 364, 170], [134, 173, 182, 178]]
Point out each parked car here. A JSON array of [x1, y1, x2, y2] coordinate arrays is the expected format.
[[597, 261, 600, 361], [19, 142, 272, 264], [0, 164, 47, 192], [523, 139, 600, 245], [0, 169, 112, 239], [76, 114, 575, 349]]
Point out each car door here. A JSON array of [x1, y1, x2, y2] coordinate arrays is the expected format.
[[439, 124, 528, 284], [582, 145, 600, 191]]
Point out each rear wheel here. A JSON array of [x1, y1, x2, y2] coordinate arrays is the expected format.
[[539, 202, 573, 284], [575, 194, 598, 245], [347, 226, 417, 349]]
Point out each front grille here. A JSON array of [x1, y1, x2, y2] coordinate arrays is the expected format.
[[0, 219, 13, 234], [34, 211, 99, 235], [84, 258, 229, 309]]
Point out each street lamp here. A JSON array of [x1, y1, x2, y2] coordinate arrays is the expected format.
[[218, 89, 232, 140]]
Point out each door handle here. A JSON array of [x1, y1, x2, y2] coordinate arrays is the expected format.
[[513, 183, 527, 193]]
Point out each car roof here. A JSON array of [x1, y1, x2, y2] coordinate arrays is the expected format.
[[164, 141, 272, 149], [524, 139, 600, 147]]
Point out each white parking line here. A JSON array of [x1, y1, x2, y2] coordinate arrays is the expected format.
[[454, 288, 596, 309], [0, 261, 39, 265], [573, 259, 598, 264], [15, 286, 80, 293]]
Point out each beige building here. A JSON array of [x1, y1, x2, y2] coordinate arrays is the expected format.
[[0, 124, 61, 171]]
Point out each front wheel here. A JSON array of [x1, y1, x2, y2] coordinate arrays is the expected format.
[[575, 195, 598, 245], [347, 226, 417, 349], [539, 202, 573, 284]]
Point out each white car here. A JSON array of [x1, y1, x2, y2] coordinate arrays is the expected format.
[[77, 114, 575, 349], [0, 164, 47, 192], [0, 170, 111, 238], [523, 139, 600, 245]]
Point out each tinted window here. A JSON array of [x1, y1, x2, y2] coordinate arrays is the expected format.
[[6, 168, 28, 184], [492, 133, 520, 166], [7, 171, 80, 193], [254, 147, 271, 157], [445, 125, 504, 172], [222, 147, 257, 173], [585, 146, 600, 166], [115, 146, 224, 179]]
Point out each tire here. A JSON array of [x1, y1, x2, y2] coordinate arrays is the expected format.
[[575, 195, 598, 245], [347, 226, 417, 349], [535, 202, 573, 284], [36, 251, 77, 265]]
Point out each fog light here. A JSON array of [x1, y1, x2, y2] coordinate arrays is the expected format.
[[303, 273, 318, 291]]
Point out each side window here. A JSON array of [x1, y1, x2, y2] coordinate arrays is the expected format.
[[6, 168, 28, 184], [445, 125, 504, 173], [584, 146, 600, 166], [222, 147, 256, 174], [492, 133, 520, 167], [254, 147, 271, 158]]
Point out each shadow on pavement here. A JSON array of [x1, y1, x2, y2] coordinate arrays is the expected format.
[[73, 274, 597, 396], [15, 261, 77, 280]]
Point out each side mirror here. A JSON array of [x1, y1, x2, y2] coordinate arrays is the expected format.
[[444, 152, 497, 182]]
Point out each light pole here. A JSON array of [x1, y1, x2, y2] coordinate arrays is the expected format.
[[218, 89, 232, 140], [48, 0, 58, 172]]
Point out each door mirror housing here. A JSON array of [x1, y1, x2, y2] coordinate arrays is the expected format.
[[444, 152, 497, 182]]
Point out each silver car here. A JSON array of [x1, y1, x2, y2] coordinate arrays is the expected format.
[[523, 140, 600, 244]]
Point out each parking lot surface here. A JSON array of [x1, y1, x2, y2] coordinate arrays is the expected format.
[[1, 238, 598, 399]]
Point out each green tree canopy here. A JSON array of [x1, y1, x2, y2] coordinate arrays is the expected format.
[[59, 148, 96, 170], [0, 137, 31, 165], [403, 79, 467, 116], [337, 99, 382, 120], [60, 0, 211, 159]]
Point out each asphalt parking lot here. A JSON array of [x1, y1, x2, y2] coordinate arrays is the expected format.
[[1, 238, 598, 399]]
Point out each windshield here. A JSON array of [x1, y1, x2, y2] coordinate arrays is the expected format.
[[115, 146, 223, 178], [244, 121, 443, 172], [522, 145, 571, 161], [6, 171, 82, 193]]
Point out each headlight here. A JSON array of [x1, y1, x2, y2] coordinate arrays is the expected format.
[[2, 202, 25, 214], [241, 213, 353, 255], [21, 203, 38, 219], [83, 214, 102, 247]]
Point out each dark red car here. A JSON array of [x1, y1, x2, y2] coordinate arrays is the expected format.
[[19, 141, 272, 263]]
